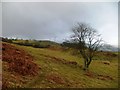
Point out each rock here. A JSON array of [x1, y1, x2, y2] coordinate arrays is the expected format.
[[102, 61, 110, 65]]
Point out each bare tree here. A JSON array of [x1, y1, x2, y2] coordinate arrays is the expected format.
[[71, 23, 102, 70]]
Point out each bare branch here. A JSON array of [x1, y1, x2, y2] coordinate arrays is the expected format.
[[71, 23, 103, 70]]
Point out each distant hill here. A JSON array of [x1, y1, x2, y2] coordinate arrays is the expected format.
[[62, 41, 118, 52], [1, 37, 61, 48], [100, 44, 118, 52], [37, 40, 60, 46], [1, 37, 118, 52]]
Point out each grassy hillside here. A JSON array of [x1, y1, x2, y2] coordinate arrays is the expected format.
[[2, 42, 118, 88], [12, 39, 60, 48]]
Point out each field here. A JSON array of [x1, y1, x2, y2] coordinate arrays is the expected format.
[[2, 42, 118, 88]]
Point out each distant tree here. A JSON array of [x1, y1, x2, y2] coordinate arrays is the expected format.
[[2, 37, 13, 43], [71, 23, 103, 70]]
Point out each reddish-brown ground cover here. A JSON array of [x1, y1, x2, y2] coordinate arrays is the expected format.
[[2, 42, 39, 76], [46, 72, 66, 84]]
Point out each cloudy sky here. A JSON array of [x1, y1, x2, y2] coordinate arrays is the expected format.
[[2, 2, 118, 46]]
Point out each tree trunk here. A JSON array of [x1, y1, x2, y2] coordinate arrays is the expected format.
[[83, 58, 92, 71], [87, 58, 92, 69], [83, 59, 88, 71]]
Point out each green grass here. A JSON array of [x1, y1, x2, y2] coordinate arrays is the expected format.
[[12, 44, 118, 88]]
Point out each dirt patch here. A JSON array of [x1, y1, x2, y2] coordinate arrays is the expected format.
[[84, 71, 95, 78], [46, 72, 66, 84], [2, 42, 39, 76], [84, 71, 114, 81], [97, 74, 114, 80]]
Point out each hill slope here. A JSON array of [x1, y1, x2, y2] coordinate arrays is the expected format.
[[2, 42, 118, 88]]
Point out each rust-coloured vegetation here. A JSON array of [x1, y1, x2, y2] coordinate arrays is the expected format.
[[2, 42, 39, 89], [2, 43, 39, 76]]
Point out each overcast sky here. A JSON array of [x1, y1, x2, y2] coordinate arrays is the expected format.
[[2, 2, 118, 46]]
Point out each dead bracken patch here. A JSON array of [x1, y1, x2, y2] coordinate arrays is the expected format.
[[84, 71, 114, 81], [84, 71, 95, 78], [97, 74, 114, 81], [46, 72, 65, 84], [2, 42, 39, 76]]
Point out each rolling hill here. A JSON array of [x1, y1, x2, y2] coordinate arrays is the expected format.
[[2, 41, 118, 88]]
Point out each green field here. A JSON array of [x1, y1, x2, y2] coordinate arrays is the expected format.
[[8, 43, 117, 88]]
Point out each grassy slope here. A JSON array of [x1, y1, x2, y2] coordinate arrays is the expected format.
[[14, 44, 118, 88]]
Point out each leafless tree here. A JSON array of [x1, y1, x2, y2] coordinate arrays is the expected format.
[[71, 23, 103, 70]]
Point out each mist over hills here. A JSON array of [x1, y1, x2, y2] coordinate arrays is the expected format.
[[100, 44, 118, 52]]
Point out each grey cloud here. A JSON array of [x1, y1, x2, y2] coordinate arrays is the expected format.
[[2, 2, 118, 45]]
